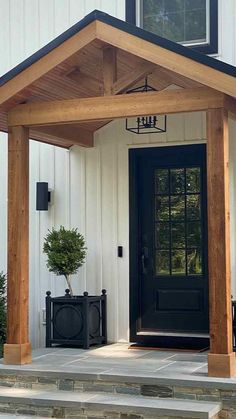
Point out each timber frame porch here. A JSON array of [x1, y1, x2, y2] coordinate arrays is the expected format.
[[1, 10, 236, 378]]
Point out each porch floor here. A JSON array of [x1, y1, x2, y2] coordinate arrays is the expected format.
[[0, 343, 236, 387]]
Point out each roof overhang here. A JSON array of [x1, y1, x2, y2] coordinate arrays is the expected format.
[[1, 10, 236, 148]]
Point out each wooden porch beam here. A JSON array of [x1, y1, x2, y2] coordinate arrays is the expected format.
[[207, 108, 236, 378], [8, 88, 224, 127], [4, 126, 32, 365], [102, 47, 117, 95]]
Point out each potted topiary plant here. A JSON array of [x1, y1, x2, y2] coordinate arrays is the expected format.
[[43, 226, 107, 349]]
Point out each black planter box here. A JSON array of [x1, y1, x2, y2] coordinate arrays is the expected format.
[[45, 289, 107, 349]]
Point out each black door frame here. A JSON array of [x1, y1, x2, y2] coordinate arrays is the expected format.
[[129, 144, 209, 349]]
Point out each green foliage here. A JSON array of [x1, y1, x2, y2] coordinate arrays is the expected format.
[[0, 272, 7, 351], [43, 227, 87, 294]]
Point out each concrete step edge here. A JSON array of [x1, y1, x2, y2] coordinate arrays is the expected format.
[[0, 386, 222, 418]]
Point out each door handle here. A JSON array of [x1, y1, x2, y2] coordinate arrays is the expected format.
[[141, 246, 149, 275]]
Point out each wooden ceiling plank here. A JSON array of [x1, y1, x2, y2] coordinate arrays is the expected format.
[[154, 67, 203, 89], [96, 21, 236, 98], [33, 124, 94, 147], [8, 88, 224, 127]]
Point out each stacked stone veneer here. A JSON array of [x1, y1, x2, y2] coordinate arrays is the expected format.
[[0, 373, 232, 418]]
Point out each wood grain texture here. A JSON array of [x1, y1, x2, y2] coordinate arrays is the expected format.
[[96, 21, 236, 98], [102, 46, 117, 95], [4, 343, 32, 365], [6, 126, 31, 363], [8, 88, 224, 127], [112, 61, 156, 94], [0, 21, 97, 106], [207, 109, 235, 366], [36, 124, 94, 147], [208, 353, 236, 378]]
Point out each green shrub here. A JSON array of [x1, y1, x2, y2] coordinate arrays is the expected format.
[[0, 272, 6, 353], [43, 226, 87, 295]]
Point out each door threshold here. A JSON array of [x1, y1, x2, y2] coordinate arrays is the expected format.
[[137, 331, 209, 338]]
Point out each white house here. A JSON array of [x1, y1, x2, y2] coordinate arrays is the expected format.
[[1, 0, 236, 378]]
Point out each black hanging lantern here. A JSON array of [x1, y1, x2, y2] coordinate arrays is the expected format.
[[125, 77, 167, 135]]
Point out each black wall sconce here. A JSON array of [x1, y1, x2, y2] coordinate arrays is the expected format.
[[36, 182, 51, 211]]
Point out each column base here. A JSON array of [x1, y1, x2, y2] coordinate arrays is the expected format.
[[4, 343, 32, 365], [208, 352, 236, 378]]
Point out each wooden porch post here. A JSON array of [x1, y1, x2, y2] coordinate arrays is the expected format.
[[207, 108, 236, 377], [4, 126, 32, 365]]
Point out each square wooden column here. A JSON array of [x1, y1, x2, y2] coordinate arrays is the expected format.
[[4, 126, 32, 364], [207, 108, 236, 378]]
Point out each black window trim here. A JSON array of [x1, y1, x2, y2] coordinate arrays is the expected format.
[[125, 0, 218, 54]]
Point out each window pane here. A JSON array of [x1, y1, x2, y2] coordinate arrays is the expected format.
[[156, 223, 170, 249], [143, 0, 164, 37], [170, 168, 185, 194], [163, 12, 185, 43], [164, 0, 184, 13], [187, 249, 202, 275], [142, 0, 207, 45], [185, 0, 206, 11], [172, 222, 185, 248], [187, 222, 201, 247], [185, 10, 207, 43], [155, 196, 169, 221], [155, 169, 169, 194], [156, 251, 170, 275], [172, 250, 186, 274], [171, 196, 185, 220], [187, 195, 201, 220], [186, 168, 200, 193]]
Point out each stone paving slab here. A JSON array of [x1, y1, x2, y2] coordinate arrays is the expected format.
[[0, 344, 235, 390], [0, 415, 48, 418], [0, 386, 221, 418]]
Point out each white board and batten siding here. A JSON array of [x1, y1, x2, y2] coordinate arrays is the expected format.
[[0, 0, 236, 347]]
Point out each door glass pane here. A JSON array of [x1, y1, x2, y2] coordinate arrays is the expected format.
[[187, 249, 202, 275], [155, 169, 169, 194], [186, 168, 200, 193], [187, 195, 201, 220], [170, 168, 185, 194], [155, 196, 169, 221], [154, 165, 203, 277], [171, 223, 185, 249], [171, 196, 185, 220], [187, 222, 201, 247], [172, 250, 186, 274], [156, 251, 170, 275], [156, 223, 170, 249]]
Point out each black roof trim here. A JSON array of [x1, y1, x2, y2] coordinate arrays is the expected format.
[[0, 9, 236, 88]]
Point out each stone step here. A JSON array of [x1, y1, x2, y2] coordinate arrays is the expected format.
[[0, 415, 48, 418], [0, 386, 221, 418]]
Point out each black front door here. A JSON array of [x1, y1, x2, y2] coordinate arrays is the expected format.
[[129, 145, 209, 347]]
